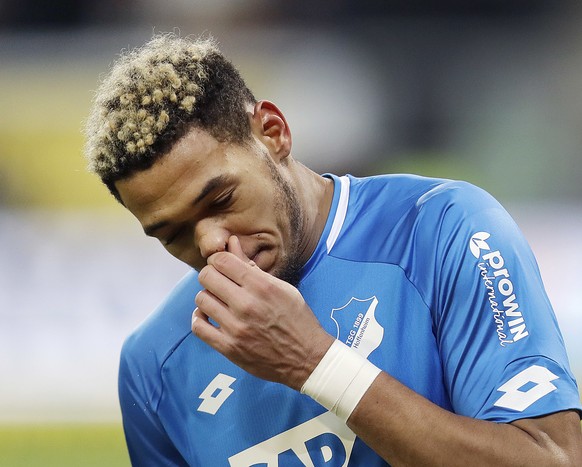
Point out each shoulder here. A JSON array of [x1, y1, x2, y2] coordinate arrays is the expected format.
[[120, 268, 201, 387], [338, 174, 503, 242], [415, 178, 503, 217], [345, 173, 497, 216], [327, 174, 515, 293]]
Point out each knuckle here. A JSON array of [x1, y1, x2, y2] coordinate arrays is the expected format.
[[222, 334, 241, 357], [212, 252, 230, 269], [198, 264, 220, 287], [237, 296, 254, 316], [230, 321, 252, 342], [259, 278, 284, 300], [253, 276, 272, 296]]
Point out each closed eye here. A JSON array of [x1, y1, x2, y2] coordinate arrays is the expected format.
[[160, 188, 235, 246], [211, 189, 235, 209], [162, 231, 179, 246], [162, 226, 185, 246]]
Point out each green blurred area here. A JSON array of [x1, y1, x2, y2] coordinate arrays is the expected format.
[[2, 46, 582, 209], [0, 64, 113, 208], [0, 423, 129, 467]]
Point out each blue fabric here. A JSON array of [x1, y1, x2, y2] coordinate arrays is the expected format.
[[119, 173, 581, 466]]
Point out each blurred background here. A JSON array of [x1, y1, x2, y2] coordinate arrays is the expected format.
[[1, 0, 581, 464]]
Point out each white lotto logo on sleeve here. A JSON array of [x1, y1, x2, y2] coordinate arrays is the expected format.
[[470, 231, 529, 346], [494, 365, 559, 412]]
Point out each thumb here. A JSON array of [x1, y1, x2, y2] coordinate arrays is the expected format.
[[226, 235, 255, 265]]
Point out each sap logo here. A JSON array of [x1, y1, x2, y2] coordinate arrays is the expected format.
[[228, 411, 356, 466]]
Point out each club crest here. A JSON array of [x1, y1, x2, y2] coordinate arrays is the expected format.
[[330, 296, 384, 358]]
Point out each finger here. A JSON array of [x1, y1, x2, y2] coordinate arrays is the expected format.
[[194, 288, 237, 330], [207, 250, 263, 287], [197, 264, 243, 307], [191, 307, 228, 352], [227, 235, 257, 267], [227, 235, 245, 260], [191, 306, 209, 328]]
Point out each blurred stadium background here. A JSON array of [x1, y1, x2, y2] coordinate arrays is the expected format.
[[1, 0, 581, 464]]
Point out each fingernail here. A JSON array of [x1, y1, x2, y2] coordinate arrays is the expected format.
[[191, 309, 198, 328]]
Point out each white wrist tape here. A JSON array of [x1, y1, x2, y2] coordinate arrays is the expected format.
[[300, 339, 381, 422]]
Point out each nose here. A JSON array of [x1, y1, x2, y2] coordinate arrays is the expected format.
[[195, 219, 230, 261]]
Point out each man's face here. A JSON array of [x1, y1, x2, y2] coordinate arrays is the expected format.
[[115, 127, 305, 285]]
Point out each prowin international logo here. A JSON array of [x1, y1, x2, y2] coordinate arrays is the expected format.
[[470, 232, 529, 346], [469, 231, 491, 258]]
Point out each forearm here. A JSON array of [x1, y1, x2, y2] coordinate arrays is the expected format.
[[346, 371, 579, 466]]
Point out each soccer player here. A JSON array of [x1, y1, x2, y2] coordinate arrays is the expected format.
[[84, 34, 582, 466]]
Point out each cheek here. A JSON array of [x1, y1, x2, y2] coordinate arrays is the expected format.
[[165, 243, 205, 270]]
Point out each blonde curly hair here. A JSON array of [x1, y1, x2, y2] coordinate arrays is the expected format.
[[84, 33, 256, 200]]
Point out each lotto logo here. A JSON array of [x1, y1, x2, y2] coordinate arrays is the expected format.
[[494, 365, 558, 412], [197, 373, 236, 415]]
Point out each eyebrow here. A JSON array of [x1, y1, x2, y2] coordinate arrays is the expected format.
[[143, 174, 231, 237]]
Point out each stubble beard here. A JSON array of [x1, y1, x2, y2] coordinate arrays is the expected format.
[[274, 196, 304, 288], [264, 157, 305, 288]]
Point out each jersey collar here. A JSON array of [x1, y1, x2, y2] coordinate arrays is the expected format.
[[299, 174, 350, 283]]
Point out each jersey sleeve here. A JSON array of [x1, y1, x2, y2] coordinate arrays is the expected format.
[[119, 340, 189, 466], [415, 181, 582, 423]]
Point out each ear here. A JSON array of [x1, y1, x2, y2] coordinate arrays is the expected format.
[[249, 100, 292, 161]]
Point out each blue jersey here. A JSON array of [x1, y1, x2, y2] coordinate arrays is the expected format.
[[119, 174, 582, 466]]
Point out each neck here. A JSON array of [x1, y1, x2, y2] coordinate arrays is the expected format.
[[289, 161, 335, 266]]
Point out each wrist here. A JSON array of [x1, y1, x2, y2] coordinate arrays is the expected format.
[[300, 339, 381, 422]]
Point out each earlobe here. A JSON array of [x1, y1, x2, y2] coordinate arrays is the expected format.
[[250, 100, 292, 160]]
